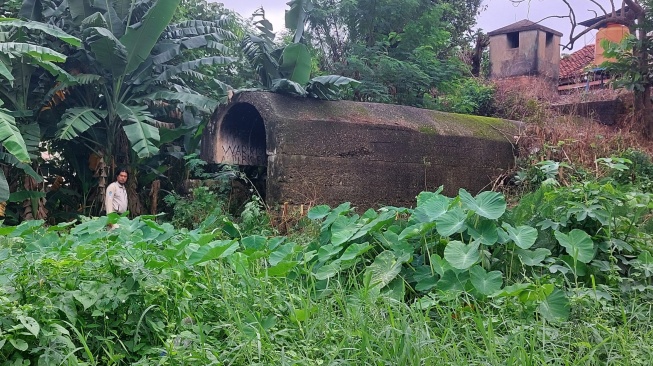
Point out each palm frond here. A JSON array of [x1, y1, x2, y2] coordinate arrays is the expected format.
[[56, 107, 107, 140], [118, 103, 160, 158]]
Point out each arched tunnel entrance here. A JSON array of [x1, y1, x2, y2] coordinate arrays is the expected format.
[[216, 102, 267, 200]]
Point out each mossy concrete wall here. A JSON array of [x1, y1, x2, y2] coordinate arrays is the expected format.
[[202, 91, 521, 208]]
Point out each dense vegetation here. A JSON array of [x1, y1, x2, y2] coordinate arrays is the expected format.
[[2, 153, 653, 364], [2, 0, 653, 364]]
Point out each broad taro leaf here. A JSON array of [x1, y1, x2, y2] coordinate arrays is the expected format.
[[279, 43, 311, 85], [83, 26, 127, 76], [443, 240, 480, 270], [502, 223, 538, 249], [120, 0, 182, 75], [459, 188, 506, 220], [435, 206, 466, 237], [314, 261, 340, 280], [469, 265, 503, 296], [330, 215, 360, 246], [554, 229, 595, 264], [307, 204, 331, 220], [0, 108, 29, 163], [466, 218, 499, 245], [436, 270, 470, 292], [118, 104, 160, 158], [365, 250, 406, 290], [537, 288, 570, 322], [430, 253, 454, 276], [186, 240, 240, 265], [516, 248, 552, 266], [413, 192, 449, 223], [56, 107, 107, 140]]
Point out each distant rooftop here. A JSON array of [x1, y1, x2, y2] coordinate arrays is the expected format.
[[559, 44, 595, 80], [488, 19, 562, 37]]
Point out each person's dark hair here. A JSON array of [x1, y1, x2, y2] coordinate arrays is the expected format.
[[115, 167, 129, 179]]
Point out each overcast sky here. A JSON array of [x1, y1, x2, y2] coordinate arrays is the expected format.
[[213, 0, 614, 52]]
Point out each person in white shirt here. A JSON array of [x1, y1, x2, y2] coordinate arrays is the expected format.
[[105, 168, 128, 215]]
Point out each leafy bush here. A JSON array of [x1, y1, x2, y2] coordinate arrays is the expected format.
[[2, 178, 653, 363], [427, 78, 495, 116], [612, 149, 653, 192], [163, 186, 227, 230]]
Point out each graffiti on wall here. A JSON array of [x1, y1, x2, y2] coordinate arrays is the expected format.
[[218, 137, 266, 166]]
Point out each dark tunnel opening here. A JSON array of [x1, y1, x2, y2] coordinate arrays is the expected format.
[[215, 102, 267, 201]]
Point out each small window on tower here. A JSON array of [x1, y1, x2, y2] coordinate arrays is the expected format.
[[546, 32, 553, 47], [507, 32, 519, 48]]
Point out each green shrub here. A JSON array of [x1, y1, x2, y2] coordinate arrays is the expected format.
[[163, 186, 227, 230], [428, 78, 495, 116]]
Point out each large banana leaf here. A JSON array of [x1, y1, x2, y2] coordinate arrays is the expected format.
[[279, 43, 312, 85], [80, 11, 109, 30], [285, 0, 313, 43], [155, 56, 235, 81], [56, 107, 107, 140], [270, 78, 307, 97], [105, 0, 133, 21], [90, 0, 126, 37], [83, 26, 128, 75], [120, 0, 182, 75], [0, 152, 42, 183], [0, 42, 67, 63], [20, 123, 40, 160], [19, 0, 43, 21], [163, 20, 236, 40], [306, 75, 360, 100], [118, 104, 160, 158], [181, 35, 228, 50], [0, 60, 13, 82], [68, 0, 96, 25], [0, 108, 30, 163], [141, 91, 219, 115], [0, 19, 81, 47], [0, 169, 8, 202]]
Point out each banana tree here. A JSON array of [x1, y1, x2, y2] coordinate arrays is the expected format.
[[0, 18, 80, 218], [241, 2, 359, 100], [19, 0, 236, 215]]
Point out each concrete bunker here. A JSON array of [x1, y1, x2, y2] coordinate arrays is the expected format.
[[202, 91, 521, 209]]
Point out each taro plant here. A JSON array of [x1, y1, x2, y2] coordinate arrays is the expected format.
[[305, 187, 571, 321]]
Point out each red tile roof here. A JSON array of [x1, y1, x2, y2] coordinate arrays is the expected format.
[[559, 44, 595, 80]]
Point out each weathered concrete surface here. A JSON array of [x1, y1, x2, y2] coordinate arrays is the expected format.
[[552, 99, 624, 125], [202, 91, 521, 209]]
